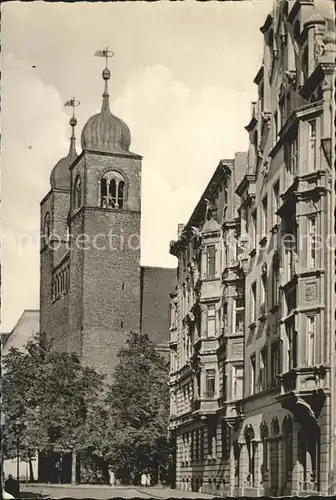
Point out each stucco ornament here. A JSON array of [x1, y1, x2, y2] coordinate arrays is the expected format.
[[314, 37, 325, 66]]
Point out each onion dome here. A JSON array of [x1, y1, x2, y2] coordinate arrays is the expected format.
[[50, 116, 78, 190], [81, 67, 131, 153]]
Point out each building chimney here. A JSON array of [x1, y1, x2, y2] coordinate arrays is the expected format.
[[177, 224, 185, 238]]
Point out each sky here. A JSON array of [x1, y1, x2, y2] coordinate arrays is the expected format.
[[1, 0, 272, 332]]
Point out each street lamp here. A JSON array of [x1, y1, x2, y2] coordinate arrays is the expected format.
[[321, 137, 332, 167]]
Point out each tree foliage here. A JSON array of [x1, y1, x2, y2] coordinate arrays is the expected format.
[[104, 331, 172, 483], [2, 332, 172, 485], [1, 335, 105, 460]]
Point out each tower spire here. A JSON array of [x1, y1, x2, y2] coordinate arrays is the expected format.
[[64, 97, 80, 157], [94, 47, 114, 112]]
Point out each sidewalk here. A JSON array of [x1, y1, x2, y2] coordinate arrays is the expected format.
[[20, 484, 215, 499]]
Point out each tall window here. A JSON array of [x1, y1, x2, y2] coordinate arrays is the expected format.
[[245, 427, 256, 486], [207, 304, 216, 337], [206, 245, 216, 278], [260, 423, 269, 482], [261, 274, 267, 314], [308, 216, 317, 268], [309, 120, 316, 171], [170, 303, 177, 329], [272, 181, 280, 226], [205, 369, 216, 399], [251, 282, 257, 323], [100, 171, 125, 209], [261, 196, 268, 237], [307, 316, 316, 366], [279, 99, 285, 129], [260, 347, 268, 391], [195, 430, 200, 462], [251, 211, 257, 248], [271, 340, 281, 386], [200, 428, 204, 461], [74, 175, 81, 209], [283, 417, 293, 485], [250, 354, 256, 395], [273, 110, 279, 146], [233, 297, 245, 332], [289, 139, 298, 176], [232, 365, 244, 400], [286, 321, 297, 369], [271, 254, 280, 308], [221, 421, 229, 460], [207, 423, 216, 458], [43, 212, 50, 243]]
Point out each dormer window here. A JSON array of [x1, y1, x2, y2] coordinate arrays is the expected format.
[[74, 175, 81, 209], [100, 171, 126, 209]]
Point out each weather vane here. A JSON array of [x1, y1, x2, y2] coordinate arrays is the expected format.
[[64, 97, 80, 118], [94, 47, 114, 69]]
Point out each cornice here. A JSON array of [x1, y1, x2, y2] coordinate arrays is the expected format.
[[260, 14, 273, 34], [253, 65, 264, 85], [300, 62, 336, 100], [235, 173, 256, 198]]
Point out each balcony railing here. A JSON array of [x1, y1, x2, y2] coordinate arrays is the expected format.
[[279, 365, 327, 394], [203, 391, 216, 400]]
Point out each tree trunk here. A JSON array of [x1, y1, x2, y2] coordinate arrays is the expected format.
[[16, 435, 20, 490], [71, 450, 76, 485], [29, 458, 34, 482]]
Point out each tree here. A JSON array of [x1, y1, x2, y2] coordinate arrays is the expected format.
[[1, 335, 105, 482], [104, 331, 172, 484]]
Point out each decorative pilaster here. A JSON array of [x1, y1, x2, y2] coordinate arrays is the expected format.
[[292, 424, 303, 495], [229, 437, 236, 496], [277, 437, 283, 495], [238, 443, 246, 495], [253, 439, 262, 493]]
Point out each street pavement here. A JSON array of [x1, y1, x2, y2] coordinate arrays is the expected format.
[[20, 484, 216, 500]]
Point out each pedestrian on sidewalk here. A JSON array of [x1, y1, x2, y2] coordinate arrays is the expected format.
[[141, 472, 147, 487], [146, 473, 151, 487], [4, 475, 19, 498], [108, 468, 116, 487]]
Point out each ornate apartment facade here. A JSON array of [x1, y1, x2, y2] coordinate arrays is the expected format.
[[168, 0, 335, 496]]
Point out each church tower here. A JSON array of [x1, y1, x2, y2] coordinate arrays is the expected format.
[[40, 104, 77, 352], [40, 55, 142, 377], [68, 61, 142, 376]]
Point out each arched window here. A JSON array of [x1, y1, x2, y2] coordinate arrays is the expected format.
[[74, 175, 81, 209], [233, 441, 240, 487], [52, 278, 56, 301], [100, 171, 126, 209], [283, 417, 293, 485], [260, 422, 269, 483], [109, 179, 117, 208], [244, 426, 255, 486], [100, 178, 107, 207], [271, 417, 280, 436], [118, 180, 125, 209], [44, 212, 51, 243]]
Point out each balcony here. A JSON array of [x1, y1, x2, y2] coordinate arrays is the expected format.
[[279, 366, 327, 395], [221, 401, 244, 432], [169, 328, 178, 347], [276, 366, 327, 432], [201, 278, 221, 300], [191, 395, 218, 416]]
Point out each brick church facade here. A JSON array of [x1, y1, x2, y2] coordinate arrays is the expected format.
[[40, 63, 175, 380]]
